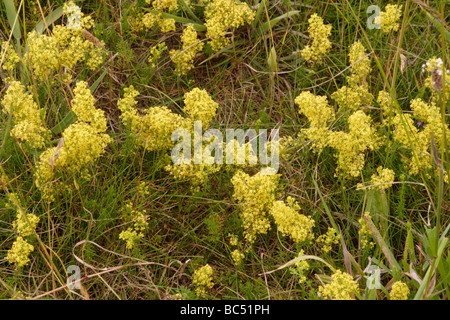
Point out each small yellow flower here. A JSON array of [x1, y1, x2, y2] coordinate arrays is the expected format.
[[289, 250, 309, 284], [270, 200, 315, 244], [192, 264, 214, 297], [358, 212, 375, 250], [231, 249, 245, 266], [231, 170, 280, 243], [318, 270, 359, 300], [6, 237, 35, 268], [204, 0, 255, 52], [170, 24, 204, 76], [390, 281, 410, 300], [301, 13, 332, 64], [379, 4, 402, 34], [369, 166, 395, 190], [316, 227, 340, 254]]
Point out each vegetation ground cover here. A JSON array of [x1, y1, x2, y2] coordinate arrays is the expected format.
[[0, 0, 449, 300]]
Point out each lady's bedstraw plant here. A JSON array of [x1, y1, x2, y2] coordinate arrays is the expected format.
[[1, 80, 50, 149], [118, 85, 223, 191], [141, 0, 178, 32], [331, 41, 374, 112], [170, 24, 204, 76], [301, 13, 332, 64], [5, 193, 39, 268], [392, 97, 450, 182], [204, 0, 255, 52], [119, 200, 149, 249], [34, 81, 112, 201], [295, 41, 382, 179], [378, 4, 403, 34], [390, 281, 410, 300], [295, 91, 381, 178], [231, 170, 280, 243], [22, 1, 105, 83], [192, 264, 214, 297], [270, 199, 315, 244], [318, 269, 359, 300], [136, 0, 255, 74]]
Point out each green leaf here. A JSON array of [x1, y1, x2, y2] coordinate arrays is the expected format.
[[365, 189, 390, 246], [414, 237, 448, 300], [3, 0, 22, 41], [50, 111, 77, 135], [267, 46, 278, 72], [425, 12, 450, 42], [261, 10, 299, 32], [363, 214, 402, 275], [34, 6, 64, 35], [178, 0, 203, 24], [89, 68, 108, 93]]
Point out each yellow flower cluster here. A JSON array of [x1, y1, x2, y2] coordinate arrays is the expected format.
[[316, 227, 340, 254], [270, 200, 314, 244], [393, 98, 449, 180], [119, 201, 148, 249], [204, 0, 255, 52], [148, 42, 167, 68], [34, 81, 111, 201], [390, 281, 410, 300], [5, 193, 39, 268], [296, 86, 380, 178], [379, 4, 402, 34], [182, 87, 218, 129], [332, 85, 373, 112], [147, 0, 178, 11], [231, 170, 280, 243], [328, 111, 381, 178], [5, 236, 35, 268], [117, 85, 184, 151], [231, 249, 245, 267], [1, 41, 21, 73], [142, 12, 176, 33], [192, 264, 214, 297], [295, 91, 335, 153], [318, 269, 359, 300], [1, 80, 50, 149], [347, 41, 372, 87], [24, 4, 104, 82], [301, 14, 332, 64], [118, 86, 222, 190], [358, 212, 375, 250], [369, 166, 395, 190], [170, 24, 204, 76], [377, 90, 394, 118], [289, 250, 309, 284], [331, 42, 373, 111], [141, 0, 177, 32], [165, 160, 222, 192]]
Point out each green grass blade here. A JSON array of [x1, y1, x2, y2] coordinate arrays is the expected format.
[[3, 0, 22, 41], [34, 6, 64, 34], [178, 0, 203, 24], [261, 10, 299, 32], [142, 9, 206, 31], [50, 111, 77, 135], [363, 214, 402, 275], [425, 12, 450, 42]]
